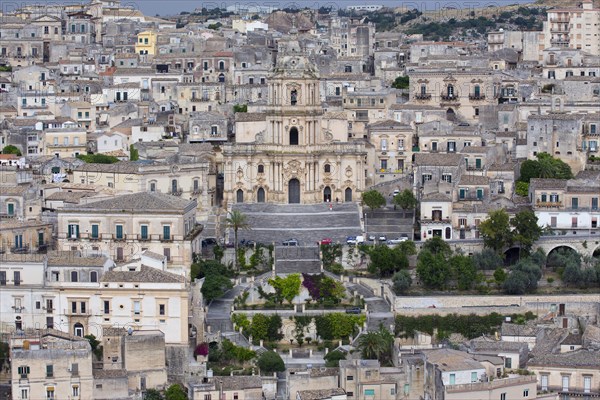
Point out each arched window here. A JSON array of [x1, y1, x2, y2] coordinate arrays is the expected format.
[[474, 85, 481, 97], [290, 89, 298, 106], [74, 323, 84, 337], [324, 164, 331, 173], [257, 187, 265, 203], [236, 189, 244, 203], [218, 60, 225, 70], [445, 227, 452, 239], [90, 271, 98, 283], [150, 182, 156, 192], [71, 271, 78, 282], [171, 179, 178, 194], [258, 164, 264, 174], [447, 84, 455, 98], [218, 73, 225, 83], [420, 84, 427, 95], [289, 127, 299, 145]]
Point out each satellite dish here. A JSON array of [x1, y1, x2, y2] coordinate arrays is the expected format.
[[127, 328, 133, 335]]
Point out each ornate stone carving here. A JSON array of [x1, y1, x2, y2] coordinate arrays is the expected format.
[[323, 129, 333, 141], [345, 166, 353, 178], [255, 130, 265, 143]]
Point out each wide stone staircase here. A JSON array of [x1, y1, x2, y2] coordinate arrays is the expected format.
[[275, 246, 321, 274], [365, 209, 414, 240], [232, 203, 362, 245]]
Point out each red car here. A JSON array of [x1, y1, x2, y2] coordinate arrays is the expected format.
[[320, 238, 332, 245]]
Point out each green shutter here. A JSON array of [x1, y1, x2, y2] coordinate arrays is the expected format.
[[91, 225, 99, 239]]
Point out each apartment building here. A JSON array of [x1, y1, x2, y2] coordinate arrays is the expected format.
[[56, 192, 202, 268], [543, 0, 600, 56]]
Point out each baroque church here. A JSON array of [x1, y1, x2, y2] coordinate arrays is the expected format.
[[222, 34, 368, 204]]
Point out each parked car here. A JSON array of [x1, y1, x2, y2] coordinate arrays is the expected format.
[[393, 189, 400, 197], [378, 235, 387, 242], [345, 307, 362, 314], [240, 239, 255, 247], [282, 239, 299, 246], [320, 238, 332, 245], [387, 237, 408, 245], [346, 236, 357, 245], [367, 234, 376, 241], [202, 238, 218, 247]]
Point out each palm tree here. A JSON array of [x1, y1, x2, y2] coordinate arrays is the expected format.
[[358, 325, 394, 365], [226, 209, 250, 270]]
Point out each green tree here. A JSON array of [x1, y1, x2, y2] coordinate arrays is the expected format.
[[76, 154, 120, 164], [269, 274, 301, 304], [201, 274, 233, 302], [144, 389, 164, 400], [392, 75, 410, 89], [233, 104, 248, 113], [421, 236, 452, 257], [503, 270, 528, 294], [367, 241, 415, 277], [479, 209, 513, 254], [393, 189, 417, 211], [519, 153, 573, 183], [416, 249, 451, 289], [226, 210, 250, 270], [362, 190, 386, 212], [511, 210, 542, 256], [129, 144, 139, 161], [392, 270, 412, 295], [257, 351, 285, 374], [472, 249, 504, 270], [450, 254, 478, 290], [84, 334, 102, 360], [515, 181, 529, 197], [324, 349, 347, 367], [1, 145, 21, 156], [493, 267, 507, 286], [165, 384, 187, 400]]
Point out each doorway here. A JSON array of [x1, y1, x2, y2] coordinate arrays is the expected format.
[[324, 187, 331, 202], [288, 179, 300, 203]]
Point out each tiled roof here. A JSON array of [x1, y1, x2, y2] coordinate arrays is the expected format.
[[74, 161, 143, 174], [469, 336, 529, 353], [75, 192, 194, 213], [425, 348, 484, 372], [529, 179, 568, 190], [297, 388, 346, 400], [47, 252, 109, 267], [218, 375, 262, 390], [459, 175, 490, 186], [235, 112, 267, 122], [414, 153, 463, 167], [101, 265, 184, 283], [529, 349, 600, 368]]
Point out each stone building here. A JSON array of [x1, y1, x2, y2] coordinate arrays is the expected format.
[[10, 330, 94, 400], [222, 34, 368, 204]]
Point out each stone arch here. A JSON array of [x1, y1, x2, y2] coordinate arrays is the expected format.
[[344, 187, 353, 202], [288, 179, 300, 204], [503, 247, 522, 266], [546, 245, 580, 270], [74, 322, 84, 337], [236, 189, 244, 203], [592, 244, 600, 259], [446, 108, 456, 121], [323, 186, 331, 202]]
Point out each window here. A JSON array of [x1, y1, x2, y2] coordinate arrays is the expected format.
[[364, 389, 375, 396], [150, 182, 156, 192], [523, 389, 529, 397], [258, 164, 264, 174], [571, 198, 578, 209], [500, 393, 506, 400], [46, 387, 54, 399], [68, 224, 80, 239], [21, 388, 28, 399], [91, 224, 99, 239], [505, 357, 512, 369], [0, 271, 5, 285], [18, 366, 30, 377], [584, 376, 591, 393], [471, 372, 477, 382], [104, 300, 110, 314], [441, 174, 452, 183], [593, 198, 598, 210], [72, 385, 79, 397], [133, 301, 141, 315], [562, 375, 569, 391], [159, 304, 165, 315], [381, 139, 388, 151], [71, 271, 78, 282], [324, 164, 331, 173], [80, 302, 86, 314], [211, 126, 218, 136], [13, 271, 21, 286], [163, 225, 171, 240], [140, 225, 149, 240], [234, 393, 239, 400], [204, 395, 212, 400], [347, 375, 354, 381], [449, 374, 456, 385], [46, 364, 54, 378], [477, 188, 484, 200], [116, 224, 124, 239], [541, 375, 548, 391]]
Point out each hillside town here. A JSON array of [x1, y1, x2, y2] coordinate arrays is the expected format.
[[0, 0, 599, 399]]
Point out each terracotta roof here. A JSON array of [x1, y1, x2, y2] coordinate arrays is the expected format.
[[74, 192, 194, 213], [298, 388, 346, 400], [414, 153, 463, 167]]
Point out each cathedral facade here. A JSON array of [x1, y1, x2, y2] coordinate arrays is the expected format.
[[222, 37, 368, 205]]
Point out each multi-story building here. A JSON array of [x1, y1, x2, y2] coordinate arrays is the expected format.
[[135, 30, 158, 56], [11, 330, 94, 400], [529, 173, 600, 233], [339, 359, 398, 400], [56, 192, 202, 268], [543, 0, 600, 56], [42, 121, 88, 158]]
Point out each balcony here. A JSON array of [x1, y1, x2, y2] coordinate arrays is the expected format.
[[458, 193, 485, 201], [550, 18, 570, 23], [536, 201, 562, 208], [160, 235, 173, 242], [466, 166, 483, 171], [414, 93, 431, 100], [376, 168, 405, 174], [191, 97, 210, 102], [11, 245, 30, 254], [468, 94, 486, 101], [64, 308, 91, 316], [170, 190, 183, 196], [12, 306, 26, 313]]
